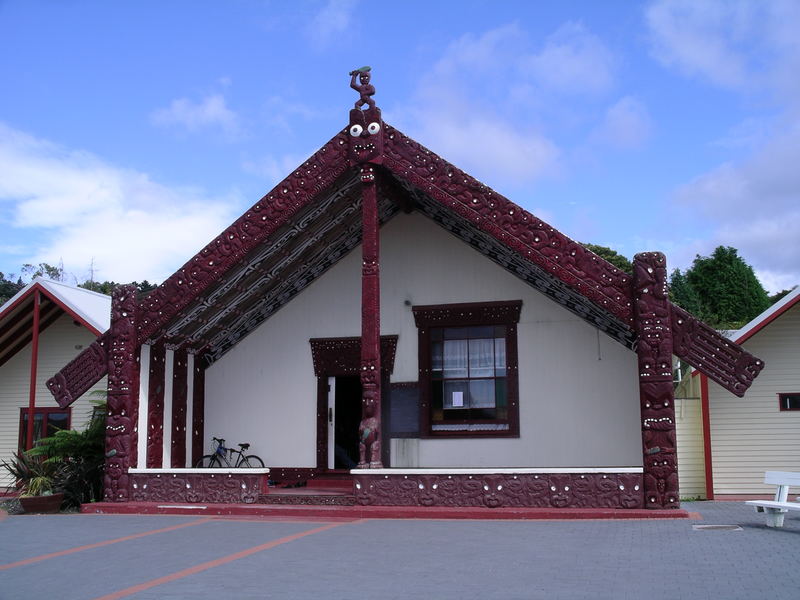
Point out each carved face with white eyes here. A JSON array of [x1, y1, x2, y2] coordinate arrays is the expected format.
[[348, 106, 383, 166]]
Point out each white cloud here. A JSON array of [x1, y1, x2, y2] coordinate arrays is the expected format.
[[0, 122, 240, 283], [242, 152, 308, 185], [671, 123, 800, 292], [592, 96, 652, 149], [151, 93, 242, 139], [521, 22, 615, 95], [646, 0, 800, 103], [392, 24, 569, 187], [306, 0, 358, 48]]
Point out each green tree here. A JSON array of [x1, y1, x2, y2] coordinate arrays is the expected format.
[[769, 286, 797, 305], [0, 272, 24, 305], [673, 246, 770, 329], [21, 261, 65, 281], [669, 268, 705, 319], [582, 243, 632, 273]]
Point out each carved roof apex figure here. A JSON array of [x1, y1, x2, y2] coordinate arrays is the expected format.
[[349, 65, 376, 110]]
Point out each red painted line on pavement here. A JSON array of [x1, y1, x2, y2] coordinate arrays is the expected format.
[[0, 517, 211, 570], [92, 521, 350, 600]]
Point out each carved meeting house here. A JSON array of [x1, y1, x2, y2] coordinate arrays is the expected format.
[[48, 69, 764, 510]]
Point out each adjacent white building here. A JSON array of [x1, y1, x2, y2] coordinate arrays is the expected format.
[[0, 278, 110, 489]]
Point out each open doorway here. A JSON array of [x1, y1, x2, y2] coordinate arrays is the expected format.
[[329, 375, 361, 469]]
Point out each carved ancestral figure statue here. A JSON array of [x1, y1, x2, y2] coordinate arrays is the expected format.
[[358, 388, 381, 467], [349, 66, 375, 110]]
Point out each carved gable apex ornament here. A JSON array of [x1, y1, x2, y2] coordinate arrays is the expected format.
[[348, 66, 383, 170]]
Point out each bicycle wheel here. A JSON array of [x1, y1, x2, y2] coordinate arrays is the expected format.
[[241, 455, 265, 468], [195, 455, 222, 468]]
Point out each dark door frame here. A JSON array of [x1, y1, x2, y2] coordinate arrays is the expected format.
[[310, 335, 398, 470]]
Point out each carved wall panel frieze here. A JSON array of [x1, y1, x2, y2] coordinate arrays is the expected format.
[[353, 472, 644, 508], [146, 343, 166, 468], [191, 360, 205, 467], [46, 332, 109, 408], [129, 472, 265, 504], [171, 349, 188, 468]]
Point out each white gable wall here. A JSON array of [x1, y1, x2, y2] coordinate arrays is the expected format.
[[0, 314, 106, 488], [708, 302, 800, 494], [205, 212, 642, 468]]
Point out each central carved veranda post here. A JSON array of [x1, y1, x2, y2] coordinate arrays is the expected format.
[[348, 66, 383, 467], [633, 252, 679, 508]]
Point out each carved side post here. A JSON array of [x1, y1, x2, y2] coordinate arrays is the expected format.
[[358, 171, 382, 468], [633, 252, 679, 509], [104, 285, 140, 502]]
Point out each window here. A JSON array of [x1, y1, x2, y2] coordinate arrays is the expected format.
[[18, 407, 71, 449], [413, 301, 521, 437], [779, 393, 800, 411]]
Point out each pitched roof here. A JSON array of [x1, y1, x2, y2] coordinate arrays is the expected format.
[[0, 277, 111, 368], [732, 286, 800, 345], [47, 113, 764, 406]]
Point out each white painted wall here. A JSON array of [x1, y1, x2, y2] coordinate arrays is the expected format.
[[205, 213, 642, 469], [708, 302, 800, 494], [0, 314, 106, 488]]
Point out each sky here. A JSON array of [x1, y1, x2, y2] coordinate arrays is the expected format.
[[1, 0, 798, 293]]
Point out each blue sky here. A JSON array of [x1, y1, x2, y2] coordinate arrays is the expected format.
[[1, 0, 798, 292]]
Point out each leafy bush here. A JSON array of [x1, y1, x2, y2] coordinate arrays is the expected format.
[[26, 394, 107, 508]]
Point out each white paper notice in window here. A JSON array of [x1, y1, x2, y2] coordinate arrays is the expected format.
[[452, 391, 464, 407]]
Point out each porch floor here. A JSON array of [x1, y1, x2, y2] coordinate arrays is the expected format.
[[80, 501, 693, 520]]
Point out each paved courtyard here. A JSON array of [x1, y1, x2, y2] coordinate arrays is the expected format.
[[1, 501, 799, 600]]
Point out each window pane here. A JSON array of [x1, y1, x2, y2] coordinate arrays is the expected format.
[[47, 412, 69, 436], [443, 327, 470, 340], [432, 380, 444, 422], [469, 379, 495, 408], [443, 340, 468, 378], [495, 338, 506, 375], [468, 326, 494, 338], [431, 341, 443, 373], [469, 338, 494, 377], [443, 380, 469, 409], [781, 394, 800, 410], [431, 329, 443, 341]]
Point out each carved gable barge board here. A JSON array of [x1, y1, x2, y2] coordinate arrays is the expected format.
[[137, 132, 351, 345], [201, 198, 399, 366], [159, 175, 363, 346], [381, 125, 763, 397], [46, 119, 765, 403], [382, 124, 633, 324], [46, 331, 110, 408], [671, 305, 763, 397]]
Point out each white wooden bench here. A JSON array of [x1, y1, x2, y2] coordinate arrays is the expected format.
[[745, 471, 800, 527]]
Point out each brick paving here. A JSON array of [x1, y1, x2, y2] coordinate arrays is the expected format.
[[1, 501, 798, 600]]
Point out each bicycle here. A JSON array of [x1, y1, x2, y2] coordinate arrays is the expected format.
[[195, 437, 265, 468]]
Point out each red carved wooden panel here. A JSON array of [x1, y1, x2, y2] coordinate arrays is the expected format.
[[353, 472, 643, 508], [633, 253, 678, 509], [136, 133, 350, 344], [171, 349, 188, 468], [130, 472, 264, 503], [104, 285, 139, 502], [46, 332, 109, 408], [146, 344, 166, 469], [671, 305, 764, 397], [191, 358, 205, 467]]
